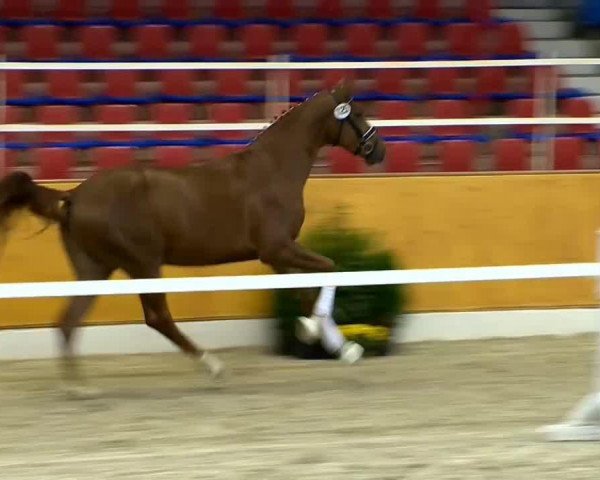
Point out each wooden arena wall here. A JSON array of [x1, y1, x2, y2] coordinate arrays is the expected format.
[[0, 173, 599, 329]]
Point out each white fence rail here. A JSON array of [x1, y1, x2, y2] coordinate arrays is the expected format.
[[1, 58, 600, 70], [1, 58, 598, 131], [0, 117, 598, 134], [0, 262, 597, 299]]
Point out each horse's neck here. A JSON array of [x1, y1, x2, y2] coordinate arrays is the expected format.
[[253, 93, 331, 188]]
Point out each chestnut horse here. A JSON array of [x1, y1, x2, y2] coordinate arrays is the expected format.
[[0, 81, 385, 395]]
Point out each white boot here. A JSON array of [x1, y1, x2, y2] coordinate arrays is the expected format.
[[199, 352, 225, 379], [295, 315, 321, 344], [339, 341, 364, 364]]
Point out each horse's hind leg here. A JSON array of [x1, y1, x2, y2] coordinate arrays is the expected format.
[[57, 236, 113, 397], [126, 261, 224, 379], [138, 291, 224, 379]]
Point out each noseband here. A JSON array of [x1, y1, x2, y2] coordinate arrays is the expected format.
[[332, 97, 377, 155]]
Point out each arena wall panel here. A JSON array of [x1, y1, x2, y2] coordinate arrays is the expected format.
[[0, 173, 598, 329]]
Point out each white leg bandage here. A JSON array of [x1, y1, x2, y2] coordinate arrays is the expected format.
[[311, 286, 344, 354], [198, 352, 224, 379], [313, 285, 336, 318], [319, 312, 346, 353], [296, 286, 364, 364]]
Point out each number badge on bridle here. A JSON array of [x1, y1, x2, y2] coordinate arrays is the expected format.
[[333, 102, 352, 120]]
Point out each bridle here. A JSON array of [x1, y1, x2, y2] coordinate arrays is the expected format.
[[332, 96, 377, 156]]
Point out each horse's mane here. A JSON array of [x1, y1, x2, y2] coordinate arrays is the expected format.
[[252, 91, 320, 142]]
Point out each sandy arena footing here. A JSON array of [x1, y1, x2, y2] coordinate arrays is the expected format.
[[0, 334, 599, 479]]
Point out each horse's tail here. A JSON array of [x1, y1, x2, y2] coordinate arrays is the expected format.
[[0, 171, 70, 239]]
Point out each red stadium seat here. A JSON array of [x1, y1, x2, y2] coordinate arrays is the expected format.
[[5, 106, 23, 123], [214, 0, 243, 19], [104, 71, 140, 98], [209, 103, 250, 140], [553, 137, 584, 170], [322, 69, 356, 90], [385, 141, 421, 173], [77, 26, 117, 60], [55, 0, 86, 20], [365, 0, 392, 19], [22, 25, 61, 60], [329, 147, 365, 174], [375, 69, 408, 95], [394, 24, 429, 59], [467, 0, 492, 22], [159, 70, 195, 97], [376, 101, 412, 137], [473, 67, 507, 114], [35, 105, 79, 143], [186, 25, 226, 58], [285, 70, 303, 96], [343, 24, 380, 58], [133, 25, 173, 59], [212, 70, 251, 96], [94, 105, 137, 142], [430, 100, 473, 136], [438, 140, 476, 172], [2, 0, 32, 18], [515, 67, 535, 94], [494, 23, 527, 57], [266, 0, 295, 19], [92, 147, 135, 171], [415, 0, 440, 19], [426, 68, 461, 97], [493, 138, 530, 171], [445, 23, 482, 59], [149, 104, 193, 140], [292, 24, 328, 57], [161, 0, 191, 20], [316, 0, 343, 19], [32, 147, 75, 180], [241, 24, 277, 59], [46, 71, 83, 99], [111, 0, 140, 20], [506, 98, 537, 135], [6, 70, 26, 100], [159, 104, 191, 125], [561, 98, 595, 135], [154, 146, 194, 169], [475, 67, 507, 96]]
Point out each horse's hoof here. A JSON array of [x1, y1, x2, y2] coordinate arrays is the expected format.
[[200, 352, 225, 380], [339, 342, 364, 365], [61, 382, 102, 400], [296, 316, 321, 344]]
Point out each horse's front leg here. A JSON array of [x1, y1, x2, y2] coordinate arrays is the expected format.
[[262, 241, 335, 273], [264, 242, 363, 364]]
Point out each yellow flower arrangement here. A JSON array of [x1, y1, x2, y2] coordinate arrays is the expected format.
[[339, 324, 391, 343]]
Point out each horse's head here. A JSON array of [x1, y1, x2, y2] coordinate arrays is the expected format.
[[326, 80, 386, 165]]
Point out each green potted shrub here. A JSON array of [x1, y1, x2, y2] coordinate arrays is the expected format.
[[273, 207, 407, 359]]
